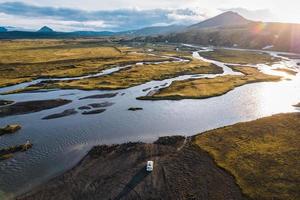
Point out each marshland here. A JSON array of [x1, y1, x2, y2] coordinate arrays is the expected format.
[[0, 39, 299, 200]]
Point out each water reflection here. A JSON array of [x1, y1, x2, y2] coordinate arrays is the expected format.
[[255, 78, 300, 115]]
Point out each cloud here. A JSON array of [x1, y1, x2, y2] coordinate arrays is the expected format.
[[167, 8, 207, 24], [0, 2, 207, 31], [0, 12, 115, 31], [0, 0, 200, 11], [0, 1, 280, 32]]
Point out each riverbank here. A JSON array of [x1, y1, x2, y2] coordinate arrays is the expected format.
[[195, 112, 300, 200], [274, 68, 298, 76], [199, 49, 281, 64], [17, 113, 300, 200], [139, 65, 281, 100], [18, 136, 248, 200]]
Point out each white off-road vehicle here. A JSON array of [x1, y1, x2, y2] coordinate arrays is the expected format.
[[146, 161, 154, 172]]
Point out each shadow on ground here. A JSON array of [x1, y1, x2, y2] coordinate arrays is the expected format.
[[114, 167, 150, 200]]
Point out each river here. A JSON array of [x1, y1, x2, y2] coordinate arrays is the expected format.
[[0, 46, 299, 199]]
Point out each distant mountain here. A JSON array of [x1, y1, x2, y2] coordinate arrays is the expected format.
[[38, 26, 54, 33], [140, 12, 300, 53], [3, 26, 33, 31], [121, 25, 186, 36], [71, 31, 115, 36], [189, 11, 251, 29], [0, 27, 7, 32], [0, 24, 185, 39]]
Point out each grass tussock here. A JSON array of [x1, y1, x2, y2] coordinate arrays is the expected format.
[[0, 124, 21, 136], [274, 68, 298, 76], [199, 49, 281, 64], [194, 113, 300, 200], [0, 142, 33, 161]]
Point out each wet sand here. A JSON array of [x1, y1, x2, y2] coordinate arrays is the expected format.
[[0, 100, 14, 106], [0, 99, 71, 117], [42, 109, 78, 120], [79, 93, 118, 100]]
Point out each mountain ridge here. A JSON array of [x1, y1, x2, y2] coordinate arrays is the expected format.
[[37, 26, 54, 33], [140, 12, 300, 53], [0, 24, 185, 39], [189, 11, 251, 29]]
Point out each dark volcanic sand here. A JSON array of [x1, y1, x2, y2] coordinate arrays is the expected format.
[[79, 93, 118, 100], [18, 136, 248, 200], [142, 88, 151, 92], [89, 102, 114, 108], [128, 107, 143, 111], [82, 109, 106, 115], [42, 109, 78, 120], [0, 100, 14, 106], [78, 106, 92, 110], [0, 99, 71, 117]]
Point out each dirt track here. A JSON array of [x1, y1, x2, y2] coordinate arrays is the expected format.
[[18, 136, 249, 200]]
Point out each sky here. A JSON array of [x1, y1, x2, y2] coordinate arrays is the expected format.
[[0, 0, 299, 32]]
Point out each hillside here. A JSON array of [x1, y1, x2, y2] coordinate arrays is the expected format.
[[121, 25, 186, 36], [37, 26, 54, 33], [189, 11, 251, 29], [142, 12, 300, 53]]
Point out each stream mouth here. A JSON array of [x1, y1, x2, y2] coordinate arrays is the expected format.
[[0, 46, 300, 198]]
